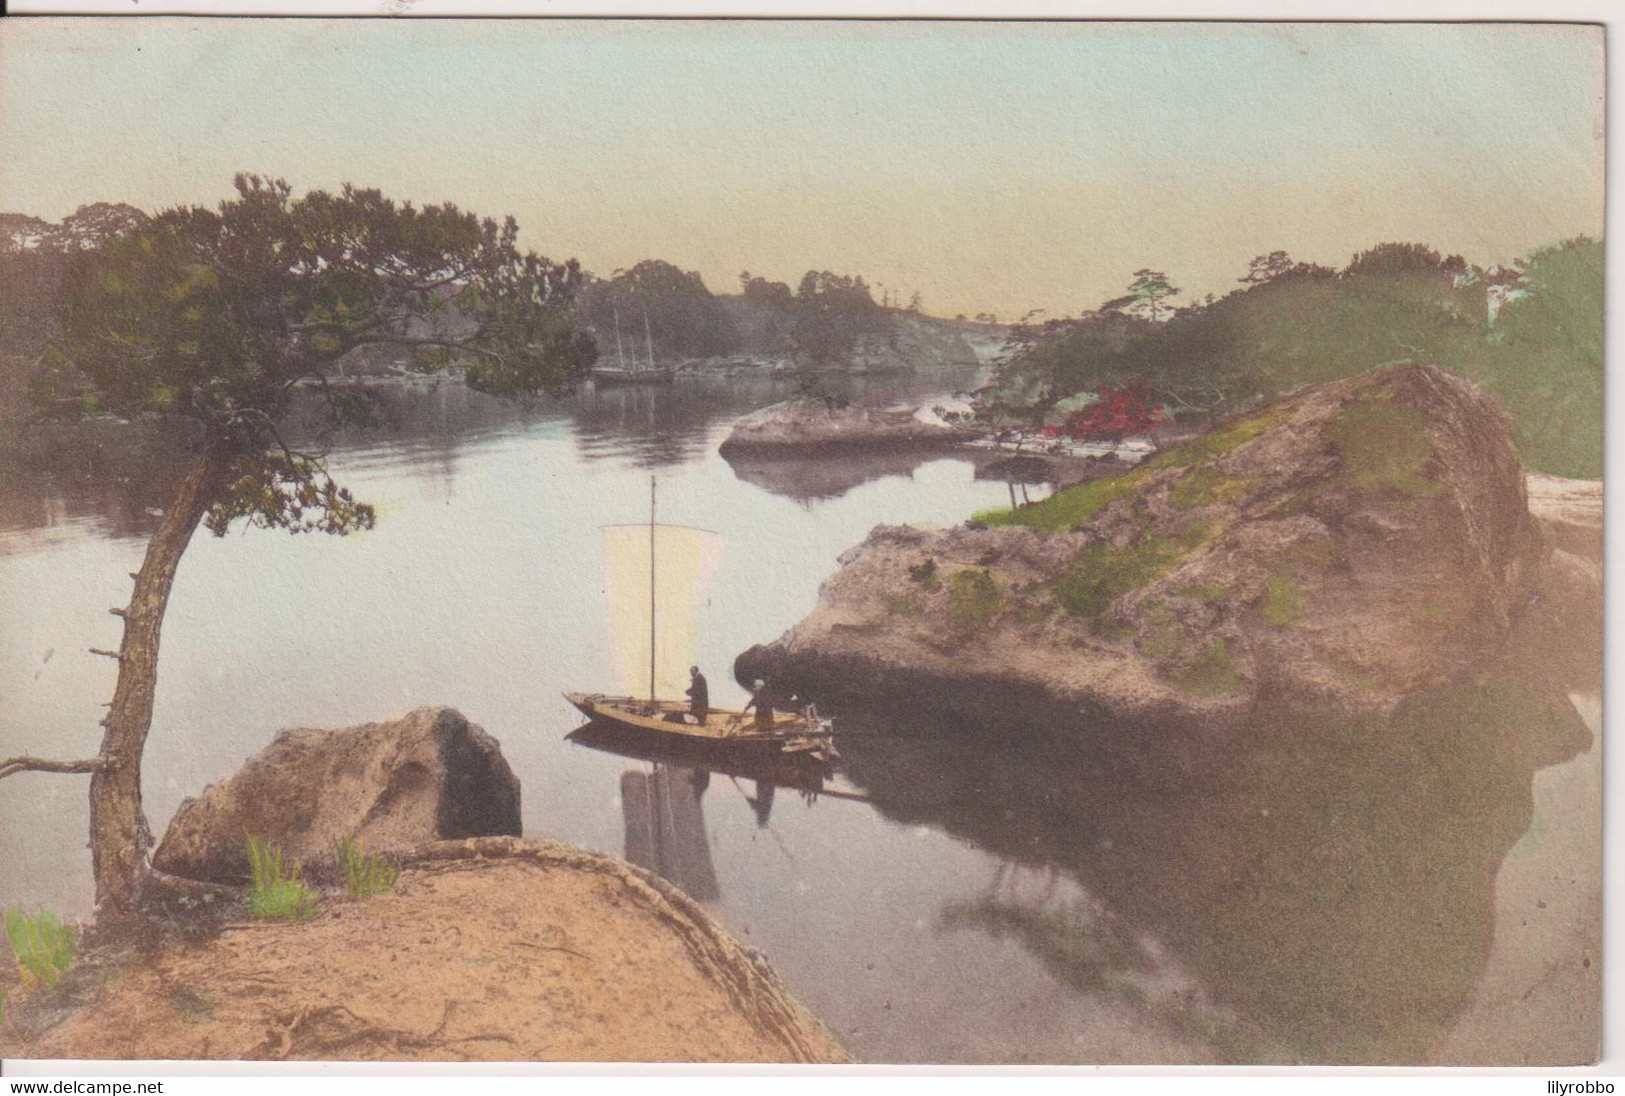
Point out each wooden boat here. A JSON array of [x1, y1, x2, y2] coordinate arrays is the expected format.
[[566, 475, 834, 760], [564, 692, 832, 758], [566, 715, 835, 783]]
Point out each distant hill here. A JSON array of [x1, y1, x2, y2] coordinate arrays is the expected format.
[[0, 210, 995, 419]]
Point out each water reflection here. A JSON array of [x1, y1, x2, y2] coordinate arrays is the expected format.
[[722, 443, 1070, 505], [567, 720, 832, 806], [725, 448, 964, 503], [572, 719, 841, 901], [0, 421, 196, 544], [0, 367, 988, 543], [828, 681, 1591, 1064], [620, 765, 720, 902], [569, 676, 1590, 1063], [0, 366, 1595, 1063]]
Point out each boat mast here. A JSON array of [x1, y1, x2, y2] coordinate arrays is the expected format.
[[649, 474, 657, 704]]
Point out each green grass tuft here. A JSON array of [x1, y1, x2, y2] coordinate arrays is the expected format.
[[885, 593, 923, 617], [975, 469, 1148, 533], [247, 836, 319, 920], [1167, 465, 1224, 509], [337, 837, 399, 900], [1258, 575, 1307, 627], [949, 568, 1004, 627], [976, 409, 1284, 532], [1175, 641, 1247, 699], [1140, 408, 1285, 473], [4, 907, 75, 989]]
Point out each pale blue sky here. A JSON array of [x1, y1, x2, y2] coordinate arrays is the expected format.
[[0, 19, 1604, 316]]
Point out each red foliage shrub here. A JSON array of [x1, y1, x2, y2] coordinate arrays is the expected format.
[[1061, 386, 1167, 442]]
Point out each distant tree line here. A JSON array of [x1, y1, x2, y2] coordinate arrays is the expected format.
[[986, 239, 1602, 478], [577, 260, 902, 367], [0, 204, 152, 416], [2, 208, 945, 401]]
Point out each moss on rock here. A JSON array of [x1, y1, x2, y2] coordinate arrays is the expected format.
[[975, 469, 1148, 533], [1174, 640, 1246, 699], [949, 568, 1004, 627], [1258, 575, 1307, 627], [1053, 534, 1190, 619], [1325, 399, 1443, 498]]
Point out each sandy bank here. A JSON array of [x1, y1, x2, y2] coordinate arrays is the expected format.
[[2, 836, 846, 1063]]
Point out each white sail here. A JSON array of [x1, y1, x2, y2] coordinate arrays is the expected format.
[[601, 522, 724, 700]]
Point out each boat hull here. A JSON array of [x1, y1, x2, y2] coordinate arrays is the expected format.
[[566, 720, 832, 788], [563, 692, 829, 754]]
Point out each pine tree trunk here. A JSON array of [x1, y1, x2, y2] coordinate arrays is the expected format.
[[89, 449, 225, 918]]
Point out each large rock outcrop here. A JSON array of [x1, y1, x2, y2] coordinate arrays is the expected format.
[[738, 366, 1548, 754], [6, 837, 846, 1063], [719, 397, 975, 455], [152, 707, 521, 884]]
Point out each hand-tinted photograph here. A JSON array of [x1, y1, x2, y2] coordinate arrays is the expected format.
[[0, 18, 1603, 1066]]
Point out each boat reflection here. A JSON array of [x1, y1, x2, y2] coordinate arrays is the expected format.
[[571, 718, 845, 900], [567, 720, 833, 805], [620, 765, 720, 902]]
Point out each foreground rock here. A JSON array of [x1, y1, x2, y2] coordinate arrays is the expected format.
[[739, 366, 1548, 757], [719, 397, 976, 455], [152, 707, 520, 884], [4, 837, 845, 1063]]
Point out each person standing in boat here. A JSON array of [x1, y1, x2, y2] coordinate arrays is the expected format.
[[686, 666, 709, 725], [743, 678, 776, 731]]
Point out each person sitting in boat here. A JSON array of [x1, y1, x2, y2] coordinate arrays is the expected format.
[[685, 666, 709, 725], [743, 678, 776, 731]]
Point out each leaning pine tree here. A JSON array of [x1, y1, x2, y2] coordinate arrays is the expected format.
[[0, 175, 596, 918]]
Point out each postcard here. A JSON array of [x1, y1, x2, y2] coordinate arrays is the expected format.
[[0, 17, 1604, 1067]]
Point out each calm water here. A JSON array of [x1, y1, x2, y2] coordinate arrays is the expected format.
[[0, 374, 1599, 1064]]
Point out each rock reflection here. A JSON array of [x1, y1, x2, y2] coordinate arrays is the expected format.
[[833, 679, 1591, 1064], [566, 370, 981, 470], [724, 449, 958, 503], [0, 370, 990, 543], [937, 886, 1266, 1061]]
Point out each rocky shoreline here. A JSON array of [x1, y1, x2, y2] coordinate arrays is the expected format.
[[718, 397, 978, 456], [736, 365, 1589, 773], [0, 710, 846, 1064]]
